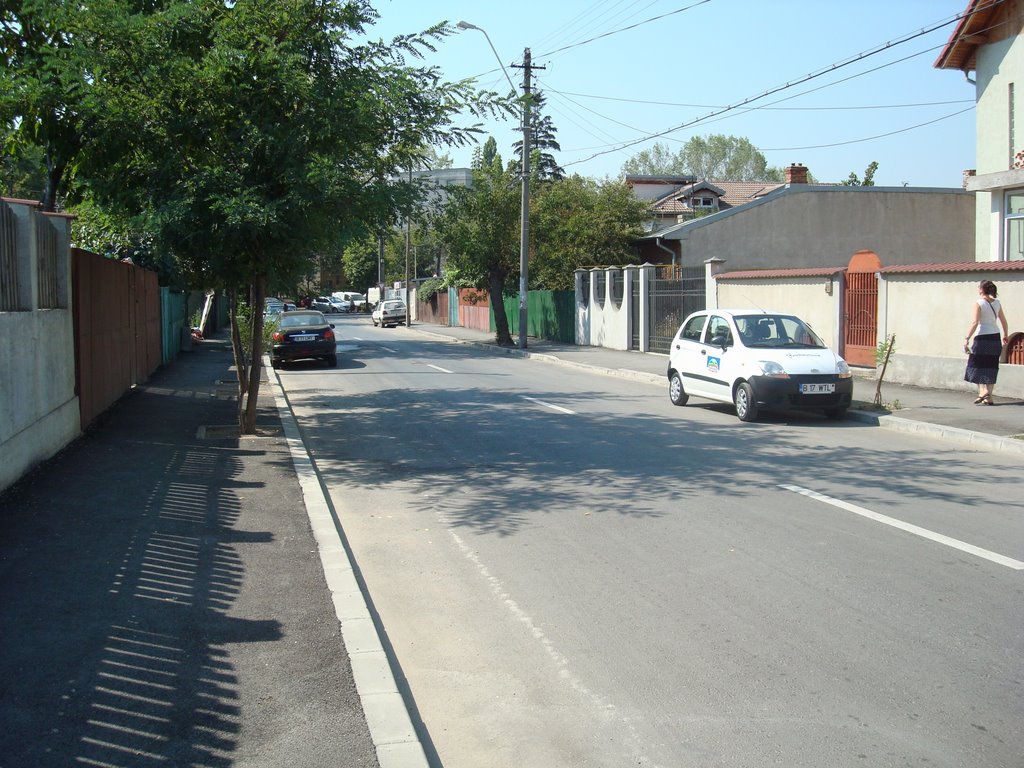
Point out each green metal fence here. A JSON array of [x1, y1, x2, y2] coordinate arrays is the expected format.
[[493, 290, 575, 343]]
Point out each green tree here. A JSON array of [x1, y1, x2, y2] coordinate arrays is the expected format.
[[621, 136, 782, 181], [72, 1, 503, 432], [0, 1, 88, 210], [841, 161, 879, 187], [512, 91, 563, 181], [531, 176, 647, 290], [433, 150, 520, 346]]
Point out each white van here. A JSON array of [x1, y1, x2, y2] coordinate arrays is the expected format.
[[667, 309, 854, 422]]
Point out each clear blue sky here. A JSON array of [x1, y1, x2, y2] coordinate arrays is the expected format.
[[365, 0, 976, 187]]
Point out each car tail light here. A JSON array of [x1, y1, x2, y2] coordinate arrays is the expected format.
[[272, 331, 284, 342], [323, 329, 335, 341]]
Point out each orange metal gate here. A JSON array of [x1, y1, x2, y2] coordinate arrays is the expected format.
[[843, 250, 880, 367]]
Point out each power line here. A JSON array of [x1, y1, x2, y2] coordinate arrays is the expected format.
[[756, 106, 974, 152], [538, 0, 713, 59], [561, 9, 970, 168]]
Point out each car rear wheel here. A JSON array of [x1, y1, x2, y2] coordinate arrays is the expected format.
[[271, 359, 280, 370], [734, 382, 759, 422], [325, 354, 338, 368], [668, 371, 689, 406]]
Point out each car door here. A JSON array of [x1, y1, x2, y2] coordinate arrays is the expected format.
[[694, 314, 737, 404], [672, 313, 713, 398]]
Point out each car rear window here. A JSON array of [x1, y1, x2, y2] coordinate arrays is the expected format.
[[280, 314, 324, 328]]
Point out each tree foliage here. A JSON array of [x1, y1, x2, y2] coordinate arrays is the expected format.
[[512, 91, 564, 181], [2, 0, 507, 432], [621, 135, 782, 181], [433, 150, 521, 345], [531, 176, 647, 290], [842, 161, 879, 187]]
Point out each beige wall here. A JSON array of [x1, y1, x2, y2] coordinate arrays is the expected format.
[[880, 272, 1024, 395], [716, 278, 840, 349]]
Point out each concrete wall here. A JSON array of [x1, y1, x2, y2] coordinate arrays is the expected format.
[[671, 187, 976, 269], [716, 277, 842, 351], [714, 266, 1024, 397], [575, 267, 631, 351], [879, 271, 1024, 395], [0, 199, 79, 493]]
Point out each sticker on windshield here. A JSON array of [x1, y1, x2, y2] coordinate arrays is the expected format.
[[706, 356, 720, 373]]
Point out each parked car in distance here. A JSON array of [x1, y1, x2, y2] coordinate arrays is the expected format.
[[270, 310, 338, 368], [327, 296, 351, 313], [311, 296, 340, 314], [334, 291, 367, 310], [667, 309, 853, 422], [372, 300, 407, 328]]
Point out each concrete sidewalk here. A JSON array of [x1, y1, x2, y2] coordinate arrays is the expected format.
[[0, 337, 383, 768]]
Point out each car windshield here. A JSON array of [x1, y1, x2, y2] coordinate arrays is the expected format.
[[279, 313, 324, 328], [734, 315, 825, 348], [383, 302, 405, 310]]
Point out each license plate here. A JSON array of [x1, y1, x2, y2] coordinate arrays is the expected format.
[[292, 334, 316, 342], [800, 383, 835, 394]]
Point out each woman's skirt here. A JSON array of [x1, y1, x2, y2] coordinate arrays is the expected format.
[[964, 332, 1002, 384]]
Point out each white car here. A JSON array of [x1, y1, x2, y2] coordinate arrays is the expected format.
[[327, 296, 351, 313], [667, 309, 854, 422], [372, 300, 407, 328]]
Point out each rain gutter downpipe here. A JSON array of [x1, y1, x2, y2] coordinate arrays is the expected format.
[[655, 237, 676, 275]]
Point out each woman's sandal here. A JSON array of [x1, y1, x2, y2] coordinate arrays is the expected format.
[[981, 396, 994, 406], [974, 395, 986, 404]]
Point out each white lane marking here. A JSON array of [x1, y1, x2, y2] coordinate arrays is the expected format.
[[523, 396, 576, 415], [426, 363, 453, 373], [380, 346, 399, 354], [780, 484, 1024, 571]]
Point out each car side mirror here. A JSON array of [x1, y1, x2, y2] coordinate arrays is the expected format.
[[330, 323, 336, 329], [711, 334, 729, 349]]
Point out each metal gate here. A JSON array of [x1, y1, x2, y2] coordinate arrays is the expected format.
[[843, 250, 880, 367], [648, 265, 704, 354], [630, 269, 641, 350]]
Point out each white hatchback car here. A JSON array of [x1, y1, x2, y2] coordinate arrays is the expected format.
[[667, 309, 854, 422]]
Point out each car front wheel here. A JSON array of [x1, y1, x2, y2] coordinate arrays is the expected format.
[[734, 382, 759, 422], [668, 371, 689, 406]]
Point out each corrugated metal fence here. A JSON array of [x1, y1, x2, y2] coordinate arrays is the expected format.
[[72, 248, 161, 428]]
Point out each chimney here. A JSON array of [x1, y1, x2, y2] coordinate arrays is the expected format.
[[784, 163, 808, 185]]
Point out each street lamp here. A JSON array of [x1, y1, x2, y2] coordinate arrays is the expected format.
[[456, 21, 517, 96], [457, 21, 530, 350]]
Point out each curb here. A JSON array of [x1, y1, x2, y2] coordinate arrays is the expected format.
[[267, 359, 429, 768], [846, 408, 1024, 456]]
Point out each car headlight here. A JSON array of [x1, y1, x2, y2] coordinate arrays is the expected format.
[[836, 359, 852, 378], [758, 360, 789, 378]]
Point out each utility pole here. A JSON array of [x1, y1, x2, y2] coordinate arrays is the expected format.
[[513, 48, 538, 350], [405, 164, 412, 326]]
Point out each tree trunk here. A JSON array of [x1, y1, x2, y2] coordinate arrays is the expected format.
[[228, 287, 249, 391], [240, 276, 267, 434], [488, 270, 514, 346]]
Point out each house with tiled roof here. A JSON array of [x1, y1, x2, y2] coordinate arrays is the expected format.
[[632, 161, 973, 271]]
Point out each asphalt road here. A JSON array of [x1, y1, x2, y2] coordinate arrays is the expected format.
[[281, 315, 1024, 768]]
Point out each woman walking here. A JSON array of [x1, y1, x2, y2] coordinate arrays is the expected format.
[[963, 280, 1009, 404]]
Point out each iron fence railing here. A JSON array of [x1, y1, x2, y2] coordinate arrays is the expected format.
[[648, 265, 705, 353], [36, 216, 59, 309], [0, 202, 18, 311]]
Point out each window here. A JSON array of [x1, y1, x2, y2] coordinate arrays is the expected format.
[[680, 314, 706, 342], [691, 197, 716, 208], [1007, 190, 1024, 262], [705, 316, 733, 346]]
